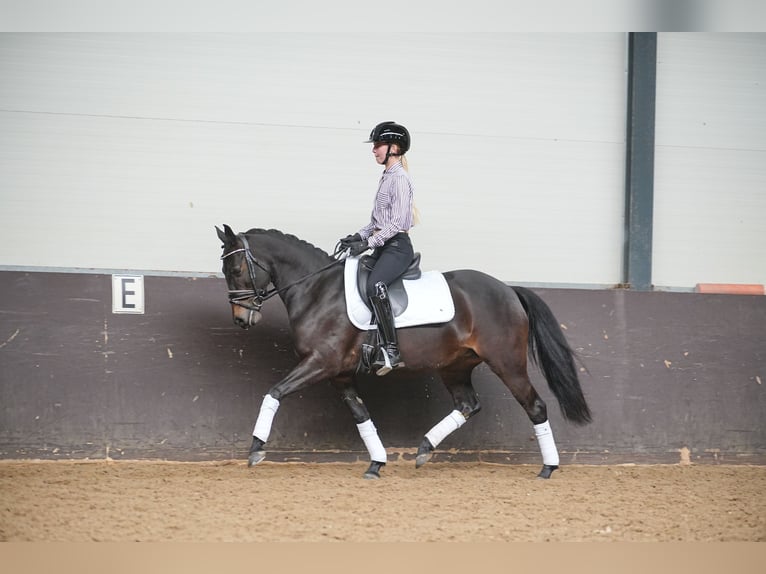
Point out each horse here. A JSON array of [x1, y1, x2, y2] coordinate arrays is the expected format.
[[216, 224, 591, 479]]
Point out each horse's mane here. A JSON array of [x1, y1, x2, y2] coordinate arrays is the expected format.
[[245, 228, 332, 261]]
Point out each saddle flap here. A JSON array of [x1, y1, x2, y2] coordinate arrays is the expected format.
[[356, 253, 422, 316]]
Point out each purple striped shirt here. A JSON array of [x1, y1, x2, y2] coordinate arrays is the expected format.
[[358, 162, 414, 248]]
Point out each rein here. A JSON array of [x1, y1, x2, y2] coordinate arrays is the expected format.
[[221, 233, 345, 313]]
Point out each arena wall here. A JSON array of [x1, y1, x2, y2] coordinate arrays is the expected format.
[[1, 33, 764, 466], [1, 270, 763, 465]]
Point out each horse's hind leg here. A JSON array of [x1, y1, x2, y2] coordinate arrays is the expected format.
[[487, 354, 560, 479], [416, 368, 481, 468], [337, 381, 387, 480]]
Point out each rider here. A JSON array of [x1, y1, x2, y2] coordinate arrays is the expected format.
[[340, 121, 416, 376]]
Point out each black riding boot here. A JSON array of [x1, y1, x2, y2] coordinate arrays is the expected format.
[[369, 282, 404, 376]]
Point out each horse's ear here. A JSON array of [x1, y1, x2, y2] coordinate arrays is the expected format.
[[216, 224, 236, 244]]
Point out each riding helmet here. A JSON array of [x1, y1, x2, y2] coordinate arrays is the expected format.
[[365, 121, 410, 154]]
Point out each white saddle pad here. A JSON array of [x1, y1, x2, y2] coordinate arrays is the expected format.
[[344, 256, 455, 330]]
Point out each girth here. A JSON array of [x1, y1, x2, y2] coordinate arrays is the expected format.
[[356, 253, 422, 316]]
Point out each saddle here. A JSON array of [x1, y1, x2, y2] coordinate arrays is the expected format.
[[356, 253, 422, 316]]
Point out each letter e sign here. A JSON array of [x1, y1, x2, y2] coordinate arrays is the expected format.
[[112, 275, 145, 314]]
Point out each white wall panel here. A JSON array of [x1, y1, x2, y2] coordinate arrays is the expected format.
[[0, 33, 627, 283], [653, 33, 766, 288]]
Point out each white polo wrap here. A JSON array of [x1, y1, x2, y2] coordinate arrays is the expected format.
[[357, 419, 387, 463], [533, 420, 560, 466], [424, 410, 466, 448], [253, 394, 280, 442]]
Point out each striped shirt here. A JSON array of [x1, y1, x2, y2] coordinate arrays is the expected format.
[[358, 162, 414, 248]]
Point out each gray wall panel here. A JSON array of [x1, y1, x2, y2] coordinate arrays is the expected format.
[[653, 33, 766, 288], [4, 33, 762, 288], [0, 33, 626, 284]]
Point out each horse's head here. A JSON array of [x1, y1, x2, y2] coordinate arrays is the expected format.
[[216, 224, 273, 329]]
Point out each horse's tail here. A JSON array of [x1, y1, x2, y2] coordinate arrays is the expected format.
[[512, 286, 592, 425]]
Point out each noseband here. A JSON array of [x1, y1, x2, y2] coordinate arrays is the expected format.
[[221, 233, 346, 316]]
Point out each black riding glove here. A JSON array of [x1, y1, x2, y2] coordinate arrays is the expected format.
[[347, 238, 369, 256], [339, 233, 361, 247]]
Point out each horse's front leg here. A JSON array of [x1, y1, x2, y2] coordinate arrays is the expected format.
[[336, 381, 387, 480], [247, 354, 331, 467]]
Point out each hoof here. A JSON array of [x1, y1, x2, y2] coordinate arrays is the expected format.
[[248, 449, 266, 467], [363, 461, 385, 479], [415, 437, 434, 469], [247, 437, 266, 467], [415, 452, 432, 469], [537, 464, 559, 479]]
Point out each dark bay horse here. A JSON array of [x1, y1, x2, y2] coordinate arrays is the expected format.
[[216, 224, 591, 479]]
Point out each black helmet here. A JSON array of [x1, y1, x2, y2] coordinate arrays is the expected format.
[[365, 121, 410, 154]]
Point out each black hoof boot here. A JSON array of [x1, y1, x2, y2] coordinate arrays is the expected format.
[[247, 437, 266, 467], [537, 464, 559, 479], [415, 437, 434, 468], [364, 461, 385, 480]]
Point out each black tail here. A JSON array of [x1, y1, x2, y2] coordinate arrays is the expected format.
[[513, 286, 592, 425]]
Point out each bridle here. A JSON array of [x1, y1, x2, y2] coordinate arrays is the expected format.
[[221, 233, 273, 315], [221, 232, 346, 317]]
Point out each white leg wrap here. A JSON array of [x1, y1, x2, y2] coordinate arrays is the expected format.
[[425, 410, 466, 449], [534, 420, 560, 466], [252, 394, 280, 442], [357, 419, 387, 463]]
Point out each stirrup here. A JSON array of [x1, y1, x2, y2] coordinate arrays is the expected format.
[[374, 347, 404, 377]]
